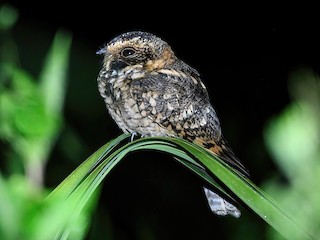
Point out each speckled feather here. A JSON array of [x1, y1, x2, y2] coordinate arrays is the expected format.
[[97, 31, 249, 217]]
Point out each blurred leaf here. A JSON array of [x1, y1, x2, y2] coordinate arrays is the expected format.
[[0, 29, 72, 187], [0, 174, 20, 239], [263, 67, 320, 239], [0, 9, 92, 240], [0, 172, 97, 240], [265, 102, 318, 179], [39, 29, 72, 115], [0, 90, 16, 137], [0, 5, 18, 31], [10, 69, 56, 137], [288, 67, 320, 117], [0, 67, 59, 164]]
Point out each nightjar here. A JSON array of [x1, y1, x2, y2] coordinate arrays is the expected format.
[[97, 31, 249, 218]]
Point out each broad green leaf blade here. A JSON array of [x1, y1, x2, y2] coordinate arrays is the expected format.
[[128, 140, 237, 202], [48, 134, 128, 199], [173, 156, 236, 202], [47, 134, 129, 240], [162, 137, 314, 240], [123, 136, 314, 240], [49, 134, 314, 240]]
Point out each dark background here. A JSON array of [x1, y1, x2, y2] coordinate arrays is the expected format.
[[3, 2, 319, 239]]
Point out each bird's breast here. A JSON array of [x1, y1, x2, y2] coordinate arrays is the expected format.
[[98, 67, 164, 135], [98, 66, 146, 103]]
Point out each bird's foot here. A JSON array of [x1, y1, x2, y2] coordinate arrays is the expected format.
[[130, 132, 138, 142]]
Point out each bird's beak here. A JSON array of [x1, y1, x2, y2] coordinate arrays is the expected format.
[[96, 47, 106, 55], [96, 47, 114, 69]]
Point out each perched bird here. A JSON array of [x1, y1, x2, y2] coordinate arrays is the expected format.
[[97, 31, 249, 218]]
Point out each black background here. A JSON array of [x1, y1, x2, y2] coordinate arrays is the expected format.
[[3, 2, 319, 239]]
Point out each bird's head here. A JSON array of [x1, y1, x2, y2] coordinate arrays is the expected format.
[[97, 31, 175, 72]]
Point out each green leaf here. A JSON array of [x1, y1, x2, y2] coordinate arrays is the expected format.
[[263, 68, 320, 239], [48, 134, 128, 199], [49, 134, 315, 240], [39, 30, 72, 115], [0, 5, 18, 30]]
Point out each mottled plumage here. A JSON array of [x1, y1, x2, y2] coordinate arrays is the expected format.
[[97, 31, 249, 218]]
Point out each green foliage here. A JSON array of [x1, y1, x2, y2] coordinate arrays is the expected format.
[[0, 30, 71, 186], [0, 5, 318, 240], [264, 67, 320, 239], [0, 173, 97, 240], [0, 5, 95, 240], [46, 133, 314, 239], [0, 5, 18, 30]]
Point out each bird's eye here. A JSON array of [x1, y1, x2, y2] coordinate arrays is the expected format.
[[121, 47, 137, 58]]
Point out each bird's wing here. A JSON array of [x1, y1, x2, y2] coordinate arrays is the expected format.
[[129, 69, 249, 177]]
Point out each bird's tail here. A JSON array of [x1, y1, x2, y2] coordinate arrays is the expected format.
[[203, 187, 241, 218]]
